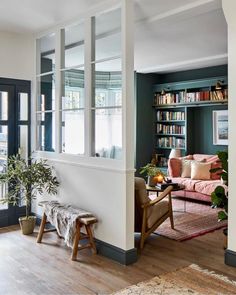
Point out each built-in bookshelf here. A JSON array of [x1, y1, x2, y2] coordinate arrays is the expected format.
[[153, 76, 228, 167], [154, 89, 227, 105]]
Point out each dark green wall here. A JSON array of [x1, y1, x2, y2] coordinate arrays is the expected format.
[[159, 65, 228, 83], [135, 65, 228, 170], [189, 105, 227, 155], [135, 73, 160, 174]]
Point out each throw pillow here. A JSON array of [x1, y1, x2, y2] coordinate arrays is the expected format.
[[168, 158, 181, 177], [181, 160, 193, 178], [210, 161, 222, 180], [191, 162, 211, 180]]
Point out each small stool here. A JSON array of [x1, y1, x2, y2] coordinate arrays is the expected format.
[[36, 212, 98, 261]]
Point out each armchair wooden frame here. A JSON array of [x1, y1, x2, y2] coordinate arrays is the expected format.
[[140, 185, 174, 249]]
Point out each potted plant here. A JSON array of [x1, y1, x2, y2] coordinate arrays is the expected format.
[[140, 163, 165, 186], [0, 154, 59, 235], [210, 151, 228, 248]]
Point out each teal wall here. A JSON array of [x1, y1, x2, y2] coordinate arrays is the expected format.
[[135, 73, 160, 175], [135, 65, 228, 171]]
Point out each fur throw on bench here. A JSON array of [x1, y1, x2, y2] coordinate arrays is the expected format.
[[39, 201, 94, 247]]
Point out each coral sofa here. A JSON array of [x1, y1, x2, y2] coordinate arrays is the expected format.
[[168, 154, 227, 202]]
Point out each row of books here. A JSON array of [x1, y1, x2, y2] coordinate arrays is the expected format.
[[156, 111, 185, 121], [156, 124, 185, 135], [154, 89, 228, 105], [158, 137, 185, 149]]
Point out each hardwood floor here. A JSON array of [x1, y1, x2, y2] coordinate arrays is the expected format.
[[0, 225, 235, 295]]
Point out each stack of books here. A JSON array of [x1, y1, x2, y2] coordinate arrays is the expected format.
[[156, 183, 179, 189]]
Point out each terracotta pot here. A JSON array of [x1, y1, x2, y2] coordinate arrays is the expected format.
[[19, 216, 36, 235]]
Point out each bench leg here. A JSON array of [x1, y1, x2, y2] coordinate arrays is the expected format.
[[71, 222, 81, 261], [85, 224, 97, 254], [37, 213, 47, 243]]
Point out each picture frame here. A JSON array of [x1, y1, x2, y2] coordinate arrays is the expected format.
[[213, 110, 228, 145]]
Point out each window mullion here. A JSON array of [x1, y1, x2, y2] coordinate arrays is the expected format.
[[55, 28, 64, 154], [84, 16, 95, 157]]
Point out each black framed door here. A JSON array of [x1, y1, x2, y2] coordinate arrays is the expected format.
[[0, 78, 31, 227]]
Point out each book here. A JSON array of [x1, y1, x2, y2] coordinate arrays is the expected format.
[[155, 183, 180, 189]]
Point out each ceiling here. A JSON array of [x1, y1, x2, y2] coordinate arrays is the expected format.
[[0, 0, 227, 73]]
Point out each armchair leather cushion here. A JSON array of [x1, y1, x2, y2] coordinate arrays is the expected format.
[[147, 200, 169, 229]]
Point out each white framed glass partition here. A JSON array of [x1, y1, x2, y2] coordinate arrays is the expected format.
[[35, 4, 132, 164]]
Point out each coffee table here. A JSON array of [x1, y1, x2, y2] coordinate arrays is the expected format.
[[146, 183, 186, 212]]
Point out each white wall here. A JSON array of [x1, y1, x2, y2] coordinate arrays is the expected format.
[[32, 160, 134, 250], [222, 0, 236, 252], [0, 31, 34, 80]]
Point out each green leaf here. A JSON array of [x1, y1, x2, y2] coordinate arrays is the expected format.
[[218, 210, 228, 221]]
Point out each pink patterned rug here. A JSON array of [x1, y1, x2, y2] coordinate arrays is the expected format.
[[155, 198, 227, 241]]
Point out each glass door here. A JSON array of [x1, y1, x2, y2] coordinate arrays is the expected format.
[[0, 80, 30, 227]]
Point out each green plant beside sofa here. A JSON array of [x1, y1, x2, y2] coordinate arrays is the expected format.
[[210, 151, 228, 221]]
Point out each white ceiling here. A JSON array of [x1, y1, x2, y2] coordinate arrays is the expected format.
[[0, 0, 227, 73]]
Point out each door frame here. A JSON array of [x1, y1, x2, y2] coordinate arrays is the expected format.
[[0, 77, 31, 227]]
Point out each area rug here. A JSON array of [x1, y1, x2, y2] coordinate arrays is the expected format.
[[113, 264, 236, 295], [155, 198, 227, 241]]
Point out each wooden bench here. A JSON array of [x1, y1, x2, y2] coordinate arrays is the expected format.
[[36, 212, 98, 261]]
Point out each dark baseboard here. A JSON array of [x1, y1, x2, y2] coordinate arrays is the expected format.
[[225, 249, 236, 267], [95, 239, 137, 265], [35, 214, 137, 265]]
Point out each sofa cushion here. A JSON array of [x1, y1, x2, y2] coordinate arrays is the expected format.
[[208, 160, 222, 180], [168, 158, 182, 177], [168, 155, 193, 177], [170, 177, 201, 191], [193, 154, 214, 161], [195, 180, 228, 196], [191, 162, 211, 180], [147, 200, 169, 229]]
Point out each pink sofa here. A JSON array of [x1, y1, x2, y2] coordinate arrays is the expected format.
[[168, 154, 227, 203]]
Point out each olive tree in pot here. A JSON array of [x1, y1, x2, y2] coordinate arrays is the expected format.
[[0, 155, 59, 235], [210, 151, 228, 248]]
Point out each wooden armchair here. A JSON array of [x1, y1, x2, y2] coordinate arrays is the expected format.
[[135, 177, 174, 249]]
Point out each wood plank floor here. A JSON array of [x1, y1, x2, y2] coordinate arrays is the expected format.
[[0, 225, 235, 295]]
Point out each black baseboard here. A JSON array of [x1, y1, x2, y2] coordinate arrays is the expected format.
[[35, 214, 137, 265], [225, 249, 236, 267], [95, 239, 137, 265]]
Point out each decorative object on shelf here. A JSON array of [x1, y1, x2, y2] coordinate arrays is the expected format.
[[0, 154, 59, 235], [140, 163, 166, 187], [169, 148, 181, 159], [210, 150, 228, 249], [213, 110, 228, 145], [215, 80, 223, 90]]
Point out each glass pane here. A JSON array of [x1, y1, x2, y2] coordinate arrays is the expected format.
[[64, 22, 85, 68], [38, 74, 55, 111], [95, 8, 121, 61], [61, 110, 84, 155], [18, 126, 28, 160], [37, 112, 55, 152], [0, 126, 7, 209], [38, 33, 55, 74], [94, 59, 122, 107], [94, 108, 122, 159], [0, 91, 8, 120], [19, 93, 28, 120], [62, 69, 85, 109]]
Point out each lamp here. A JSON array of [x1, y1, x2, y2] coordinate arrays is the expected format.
[[169, 148, 181, 159]]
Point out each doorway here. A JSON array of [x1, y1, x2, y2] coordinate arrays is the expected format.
[[0, 78, 30, 227]]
